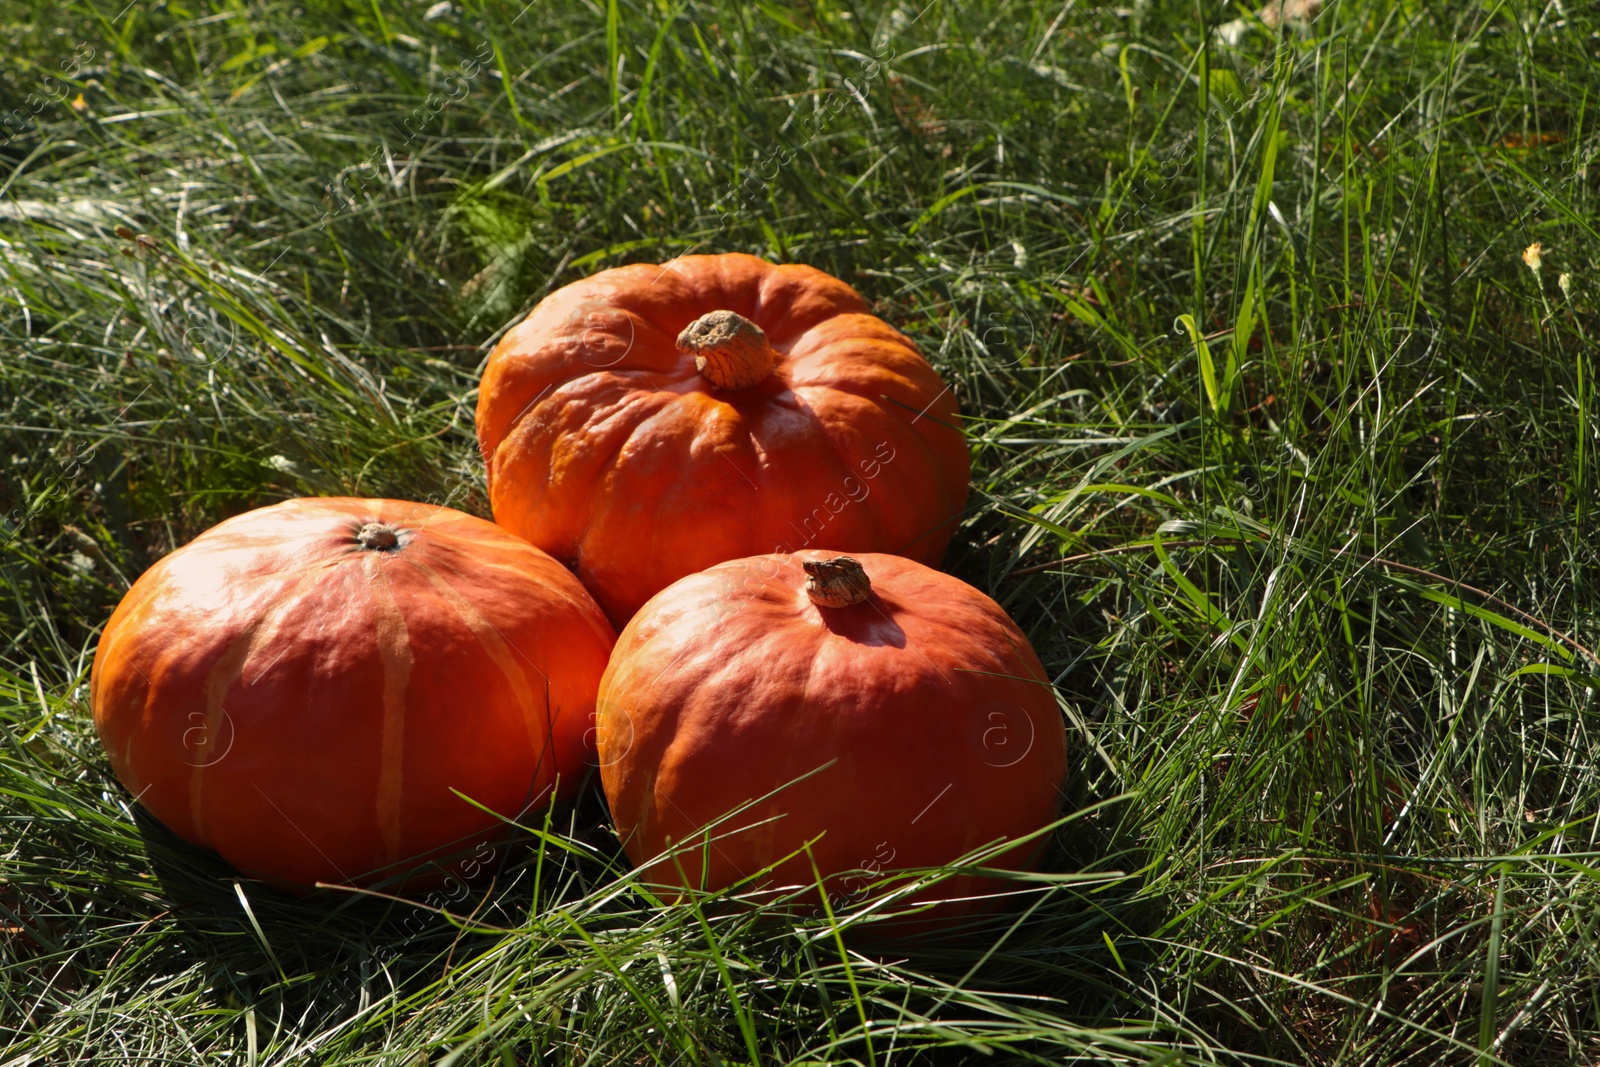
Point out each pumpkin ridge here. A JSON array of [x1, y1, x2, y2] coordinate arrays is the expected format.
[[573, 395, 709, 601], [751, 262, 870, 345], [187, 623, 260, 846], [780, 322, 951, 424], [399, 553, 558, 796], [781, 319, 924, 367], [783, 387, 956, 559], [798, 402, 891, 549], [185, 576, 313, 845], [782, 353, 948, 426], [538, 379, 689, 567], [687, 398, 767, 555], [498, 312, 686, 440], [567, 418, 657, 591], [883, 408, 967, 556], [368, 552, 415, 864]]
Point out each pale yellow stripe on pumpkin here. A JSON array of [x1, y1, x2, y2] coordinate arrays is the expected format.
[[402, 557, 551, 785], [186, 583, 306, 844], [455, 547, 596, 618], [368, 560, 415, 864], [446, 542, 549, 582]]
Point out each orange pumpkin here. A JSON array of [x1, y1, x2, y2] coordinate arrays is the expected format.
[[475, 253, 969, 626], [91, 497, 615, 891], [595, 551, 1067, 916]]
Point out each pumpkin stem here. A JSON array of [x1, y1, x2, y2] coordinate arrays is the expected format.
[[356, 522, 400, 551], [677, 310, 776, 390], [803, 556, 872, 608]]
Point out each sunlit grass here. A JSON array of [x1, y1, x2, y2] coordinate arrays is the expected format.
[[4, 0, 1600, 1062]]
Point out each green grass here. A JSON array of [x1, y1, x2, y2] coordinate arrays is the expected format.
[[4, 0, 1600, 1061]]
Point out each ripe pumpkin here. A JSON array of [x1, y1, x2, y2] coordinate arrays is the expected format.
[[475, 253, 969, 626], [91, 497, 616, 891], [595, 551, 1067, 916]]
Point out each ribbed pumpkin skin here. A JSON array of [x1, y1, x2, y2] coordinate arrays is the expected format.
[[475, 253, 970, 626], [91, 497, 616, 890], [595, 550, 1067, 915]]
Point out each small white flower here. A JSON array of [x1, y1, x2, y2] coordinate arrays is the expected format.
[[1523, 241, 1543, 274]]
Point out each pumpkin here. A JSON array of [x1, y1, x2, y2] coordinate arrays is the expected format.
[[594, 551, 1067, 916], [90, 497, 616, 890], [475, 253, 969, 626]]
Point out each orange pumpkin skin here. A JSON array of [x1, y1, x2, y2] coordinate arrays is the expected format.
[[595, 551, 1067, 916], [475, 253, 970, 627], [90, 497, 616, 891]]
